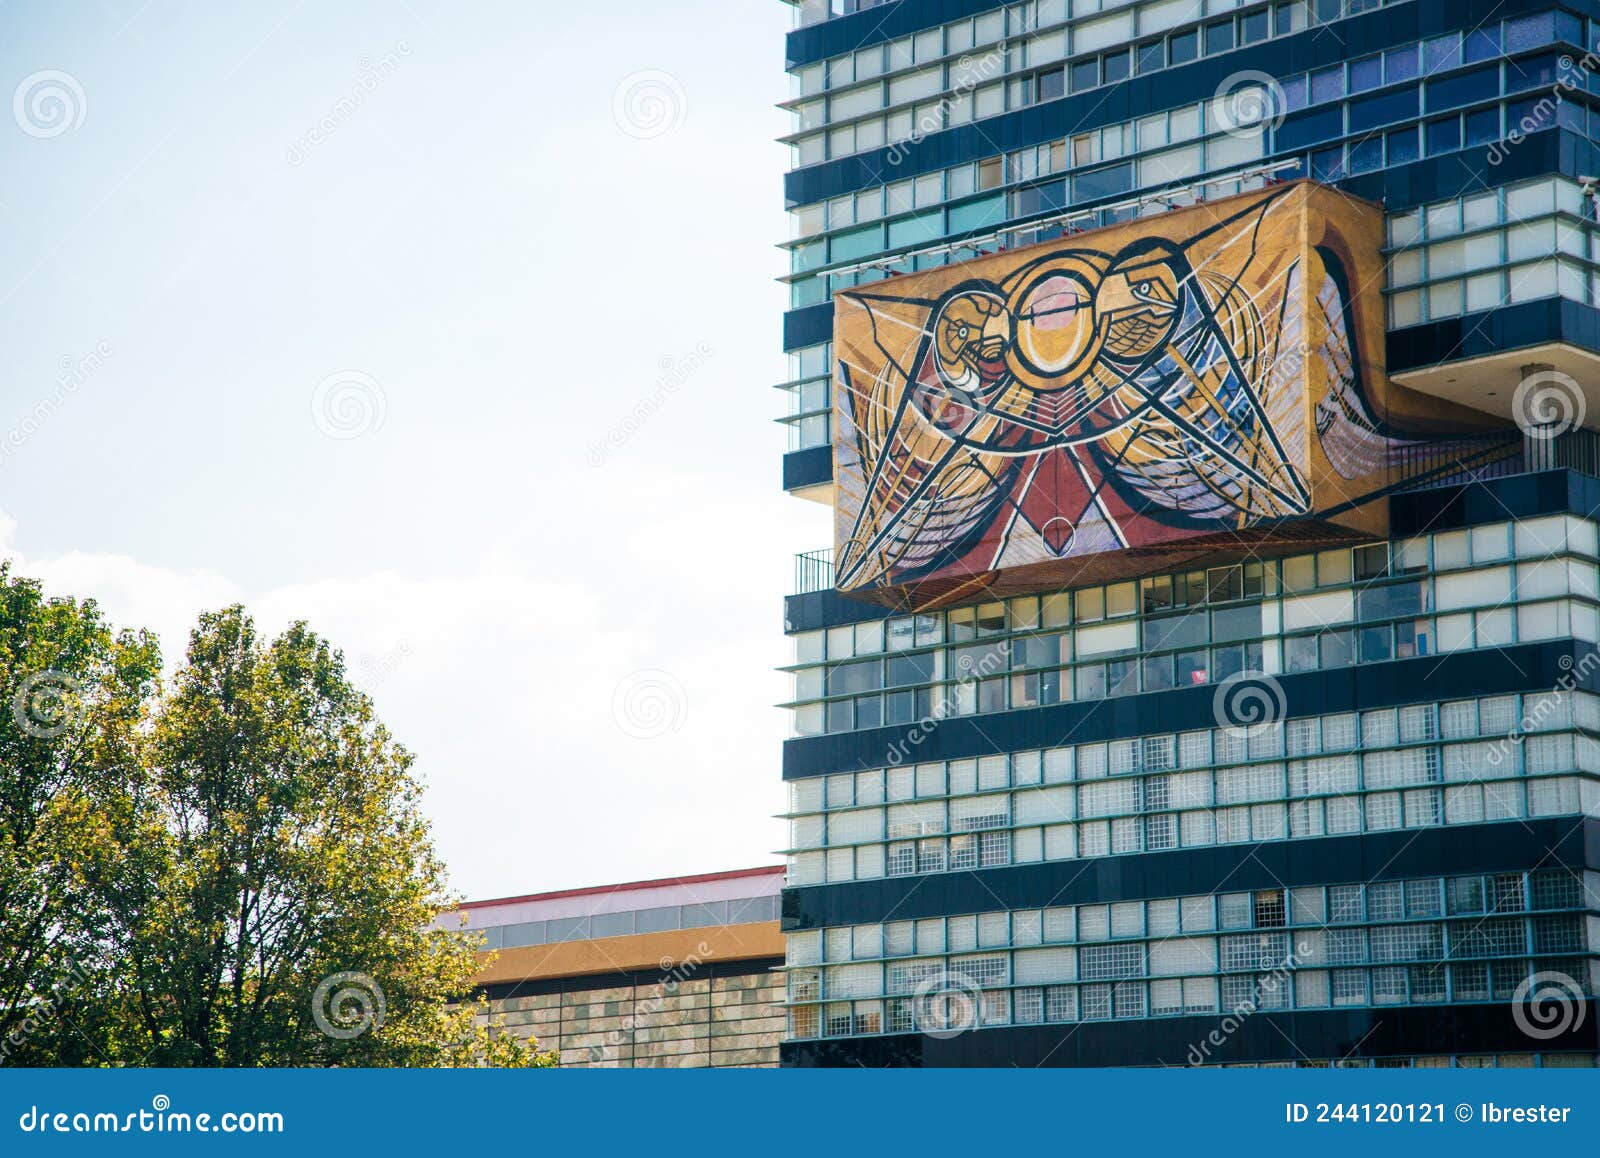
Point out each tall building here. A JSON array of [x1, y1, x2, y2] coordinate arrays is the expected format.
[[460, 866, 784, 1067], [777, 0, 1600, 1066]]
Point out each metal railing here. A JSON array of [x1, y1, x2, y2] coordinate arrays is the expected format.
[[1394, 428, 1600, 491], [794, 548, 835, 595]]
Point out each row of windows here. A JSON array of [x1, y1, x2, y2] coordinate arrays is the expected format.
[[787, 954, 1595, 1039], [1383, 178, 1599, 324], [791, 86, 1581, 310], [787, 870, 1593, 967], [793, 917, 1590, 1007], [804, 22, 1575, 178], [472, 894, 781, 952], [792, 520, 1594, 665], [797, 597, 1594, 736], [787, 691, 1599, 817], [800, 561, 1588, 692], [792, 0, 1339, 95], [790, 775, 1597, 885], [792, 0, 1540, 164], [785, 870, 1596, 1039], [791, 0, 1322, 164], [787, 15, 1574, 249]]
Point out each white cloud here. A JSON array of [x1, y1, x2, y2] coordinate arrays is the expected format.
[[0, 471, 800, 899]]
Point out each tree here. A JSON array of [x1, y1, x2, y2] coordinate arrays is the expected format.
[[0, 563, 160, 1059], [1, 593, 550, 1067]]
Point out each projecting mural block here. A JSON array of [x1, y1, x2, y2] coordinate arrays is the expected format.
[[832, 181, 1508, 606]]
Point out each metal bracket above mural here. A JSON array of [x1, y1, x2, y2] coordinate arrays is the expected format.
[[832, 180, 1514, 610]]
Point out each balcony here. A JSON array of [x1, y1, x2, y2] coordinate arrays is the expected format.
[[794, 547, 834, 595]]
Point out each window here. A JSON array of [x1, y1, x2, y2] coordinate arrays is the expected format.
[[1254, 890, 1286, 927]]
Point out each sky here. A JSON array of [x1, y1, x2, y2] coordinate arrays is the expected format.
[[0, 0, 830, 899]]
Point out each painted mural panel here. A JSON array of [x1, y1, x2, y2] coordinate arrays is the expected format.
[[832, 181, 1508, 605]]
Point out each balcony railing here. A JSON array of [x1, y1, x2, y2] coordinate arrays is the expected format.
[[794, 548, 834, 595], [1394, 428, 1600, 491]]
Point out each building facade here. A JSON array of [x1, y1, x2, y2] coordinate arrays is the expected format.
[[777, 0, 1600, 1066], [460, 867, 784, 1067]]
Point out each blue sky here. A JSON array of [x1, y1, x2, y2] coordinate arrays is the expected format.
[[0, 1, 828, 897]]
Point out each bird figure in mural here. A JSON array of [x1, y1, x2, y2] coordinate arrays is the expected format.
[[833, 190, 1329, 592]]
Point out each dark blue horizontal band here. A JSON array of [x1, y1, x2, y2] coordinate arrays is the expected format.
[[783, 444, 834, 491], [782, 446, 832, 491], [478, 957, 784, 1002], [1390, 299, 1600, 374], [782, 641, 1585, 777], [784, 0, 1555, 206], [784, 301, 833, 351], [781, 997, 1600, 1066], [787, 0, 1008, 69], [1391, 469, 1600, 537], [781, 818, 1599, 927]]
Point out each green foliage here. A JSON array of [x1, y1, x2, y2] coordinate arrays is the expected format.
[[0, 574, 551, 1068], [0, 562, 160, 1058]]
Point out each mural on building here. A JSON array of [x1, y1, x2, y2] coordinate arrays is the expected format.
[[833, 181, 1509, 603]]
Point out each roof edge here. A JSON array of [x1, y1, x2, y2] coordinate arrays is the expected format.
[[455, 865, 785, 911]]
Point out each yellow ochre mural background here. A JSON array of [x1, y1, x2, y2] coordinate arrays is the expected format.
[[832, 181, 1508, 607]]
